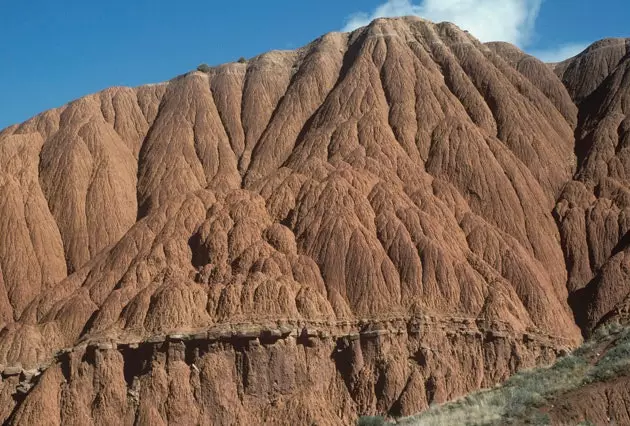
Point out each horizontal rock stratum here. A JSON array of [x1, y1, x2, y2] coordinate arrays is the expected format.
[[0, 16, 629, 425]]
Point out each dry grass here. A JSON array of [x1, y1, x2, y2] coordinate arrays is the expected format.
[[372, 323, 630, 426]]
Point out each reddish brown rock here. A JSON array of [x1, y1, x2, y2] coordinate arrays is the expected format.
[[2, 16, 627, 425], [546, 376, 630, 425], [553, 38, 630, 335]]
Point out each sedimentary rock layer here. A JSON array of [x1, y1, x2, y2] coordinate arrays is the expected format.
[[1, 16, 629, 424]]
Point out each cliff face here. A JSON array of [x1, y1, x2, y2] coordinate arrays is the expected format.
[[0, 16, 627, 424], [554, 38, 630, 334]]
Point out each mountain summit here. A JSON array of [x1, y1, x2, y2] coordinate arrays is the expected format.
[[0, 17, 629, 424]]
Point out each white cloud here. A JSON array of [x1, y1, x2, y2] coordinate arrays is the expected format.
[[342, 0, 542, 47], [342, 1, 592, 64], [529, 42, 589, 63]]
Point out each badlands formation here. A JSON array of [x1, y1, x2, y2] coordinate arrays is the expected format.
[[0, 16, 629, 425]]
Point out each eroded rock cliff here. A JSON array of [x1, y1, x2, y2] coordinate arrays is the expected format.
[[0, 16, 627, 425]]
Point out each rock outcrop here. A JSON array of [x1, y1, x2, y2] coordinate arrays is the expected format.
[[553, 38, 630, 334], [0, 16, 627, 424]]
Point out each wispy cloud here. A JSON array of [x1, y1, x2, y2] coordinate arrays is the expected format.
[[342, 0, 588, 62], [529, 42, 589, 63], [342, 0, 541, 47]]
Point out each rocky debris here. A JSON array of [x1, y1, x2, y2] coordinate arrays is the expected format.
[[127, 388, 139, 402], [19, 369, 39, 382], [190, 331, 208, 340], [96, 342, 115, 351], [261, 329, 283, 339], [301, 327, 319, 338], [234, 326, 262, 340], [145, 335, 165, 344], [166, 333, 189, 342], [2, 365, 22, 377], [361, 329, 390, 339], [15, 382, 32, 395]]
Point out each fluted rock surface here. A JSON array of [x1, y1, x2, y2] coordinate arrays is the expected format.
[[554, 38, 630, 334], [0, 16, 626, 424]]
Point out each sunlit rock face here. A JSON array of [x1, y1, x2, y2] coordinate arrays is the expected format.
[[1, 17, 628, 425]]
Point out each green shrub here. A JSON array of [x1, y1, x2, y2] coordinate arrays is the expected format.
[[594, 322, 624, 339], [586, 337, 630, 383], [526, 411, 551, 425], [237, 56, 247, 63], [197, 63, 211, 73], [357, 416, 387, 426]]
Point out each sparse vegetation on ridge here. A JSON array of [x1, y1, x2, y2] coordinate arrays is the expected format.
[[197, 58, 245, 72]]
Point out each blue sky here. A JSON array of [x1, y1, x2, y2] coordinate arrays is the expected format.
[[1, 0, 628, 130]]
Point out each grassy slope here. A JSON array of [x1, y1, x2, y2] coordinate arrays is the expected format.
[[359, 323, 630, 425]]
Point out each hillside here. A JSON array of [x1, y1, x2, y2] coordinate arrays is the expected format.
[[0, 16, 629, 424], [390, 322, 630, 425]]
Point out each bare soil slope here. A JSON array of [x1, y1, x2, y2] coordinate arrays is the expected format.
[[0, 16, 628, 425], [554, 39, 630, 335]]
